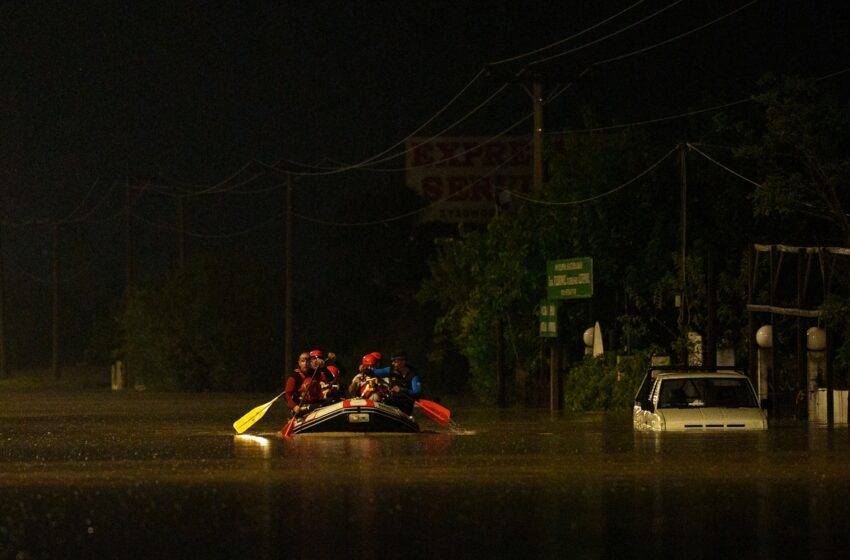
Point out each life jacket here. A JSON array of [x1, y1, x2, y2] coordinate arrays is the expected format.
[[300, 369, 330, 404], [359, 377, 389, 401]]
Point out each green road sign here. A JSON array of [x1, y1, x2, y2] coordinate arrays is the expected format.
[[539, 300, 558, 338], [547, 257, 593, 300]]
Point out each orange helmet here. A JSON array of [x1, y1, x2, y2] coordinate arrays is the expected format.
[[361, 354, 377, 367]]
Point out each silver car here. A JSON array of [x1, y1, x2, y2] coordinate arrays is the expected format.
[[633, 369, 768, 431]]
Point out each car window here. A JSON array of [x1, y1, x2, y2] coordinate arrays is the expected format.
[[657, 377, 758, 408]]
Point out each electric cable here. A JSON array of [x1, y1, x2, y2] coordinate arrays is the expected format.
[[686, 143, 761, 187], [487, 0, 647, 66], [504, 144, 679, 206], [527, 0, 685, 66], [292, 143, 530, 227], [590, 0, 759, 67], [285, 83, 512, 176]]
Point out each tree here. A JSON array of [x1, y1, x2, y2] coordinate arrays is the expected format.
[[121, 254, 281, 391], [419, 128, 688, 403], [738, 74, 850, 245], [736, 75, 850, 373]]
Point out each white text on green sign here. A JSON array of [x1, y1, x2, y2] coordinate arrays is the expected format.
[[547, 258, 593, 300], [539, 300, 558, 338]]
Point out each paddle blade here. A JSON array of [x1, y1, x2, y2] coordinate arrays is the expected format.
[[415, 399, 451, 425], [232, 395, 281, 434], [281, 417, 296, 438]]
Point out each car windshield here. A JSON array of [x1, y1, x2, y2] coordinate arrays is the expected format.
[[657, 377, 758, 409]]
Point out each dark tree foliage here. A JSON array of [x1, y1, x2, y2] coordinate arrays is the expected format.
[[420, 74, 850, 405], [121, 254, 281, 391], [737, 74, 850, 245], [735, 75, 850, 371]]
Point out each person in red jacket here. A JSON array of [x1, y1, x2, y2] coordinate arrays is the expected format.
[[284, 350, 331, 416]]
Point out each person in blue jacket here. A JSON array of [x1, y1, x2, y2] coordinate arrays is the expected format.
[[372, 350, 421, 415]]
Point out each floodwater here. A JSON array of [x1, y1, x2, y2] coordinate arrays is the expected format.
[[2, 392, 850, 559]]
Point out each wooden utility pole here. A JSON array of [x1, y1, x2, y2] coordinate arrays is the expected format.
[[52, 224, 60, 380], [487, 66, 582, 412], [705, 248, 717, 367], [0, 221, 7, 378], [124, 182, 134, 387], [679, 143, 688, 363], [532, 81, 544, 193], [125, 182, 134, 291], [284, 174, 293, 370], [496, 317, 506, 407], [177, 195, 186, 269]]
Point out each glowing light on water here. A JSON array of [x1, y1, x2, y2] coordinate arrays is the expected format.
[[233, 434, 272, 458]]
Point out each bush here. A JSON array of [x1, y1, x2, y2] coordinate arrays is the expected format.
[[562, 351, 649, 411], [121, 255, 281, 391]]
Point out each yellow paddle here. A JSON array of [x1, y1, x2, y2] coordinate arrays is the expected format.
[[233, 391, 286, 434]]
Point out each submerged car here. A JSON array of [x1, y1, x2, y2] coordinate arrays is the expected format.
[[633, 367, 768, 431]]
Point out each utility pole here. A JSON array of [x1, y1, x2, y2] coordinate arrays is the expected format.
[[177, 195, 186, 269], [487, 66, 587, 411], [679, 143, 688, 363], [284, 174, 293, 371], [533, 81, 544, 193], [125, 181, 134, 387], [52, 224, 60, 380], [0, 220, 7, 378], [125, 182, 134, 291]]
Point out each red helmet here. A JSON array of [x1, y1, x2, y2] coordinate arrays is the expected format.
[[370, 351, 382, 361], [309, 349, 324, 358], [361, 354, 377, 367]]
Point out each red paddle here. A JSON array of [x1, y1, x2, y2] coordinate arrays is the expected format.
[[415, 399, 451, 425]]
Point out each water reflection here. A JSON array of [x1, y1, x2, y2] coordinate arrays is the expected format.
[[1, 394, 850, 558], [233, 434, 272, 459]]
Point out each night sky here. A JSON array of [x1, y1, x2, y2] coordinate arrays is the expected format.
[[2, 1, 850, 368], [6, 1, 848, 192]]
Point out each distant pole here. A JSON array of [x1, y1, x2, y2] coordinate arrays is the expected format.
[[52, 224, 60, 380], [177, 195, 186, 269], [125, 181, 134, 386], [705, 248, 717, 367], [496, 317, 506, 407], [0, 221, 7, 378], [284, 174, 293, 371], [533, 81, 544, 193], [125, 182, 134, 291], [679, 143, 688, 363]]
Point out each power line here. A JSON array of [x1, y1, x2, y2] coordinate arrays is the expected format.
[[528, 0, 685, 66], [283, 82, 513, 175], [292, 144, 531, 227], [687, 143, 761, 187], [488, 0, 647, 66], [590, 0, 759, 67], [505, 144, 679, 206]]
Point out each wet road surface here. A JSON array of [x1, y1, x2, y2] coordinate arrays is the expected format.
[[2, 391, 850, 559]]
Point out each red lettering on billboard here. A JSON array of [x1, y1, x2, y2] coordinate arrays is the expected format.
[[447, 176, 468, 200], [422, 176, 443, 200], [412, 143, 433, 166]]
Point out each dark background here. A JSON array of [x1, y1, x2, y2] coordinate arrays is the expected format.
[[2, 1, 849, 380]]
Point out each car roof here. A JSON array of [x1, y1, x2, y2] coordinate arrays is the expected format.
[[653, 371, 748, 380]]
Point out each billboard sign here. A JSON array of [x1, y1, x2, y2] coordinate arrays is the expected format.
[[405, 136, 532, 223]]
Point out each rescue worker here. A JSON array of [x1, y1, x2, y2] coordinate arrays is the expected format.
[[348, 353, 389, 401], [372, 350, 421, 415], [284, 351, 330, 416], [307, 349, 341, 404]]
